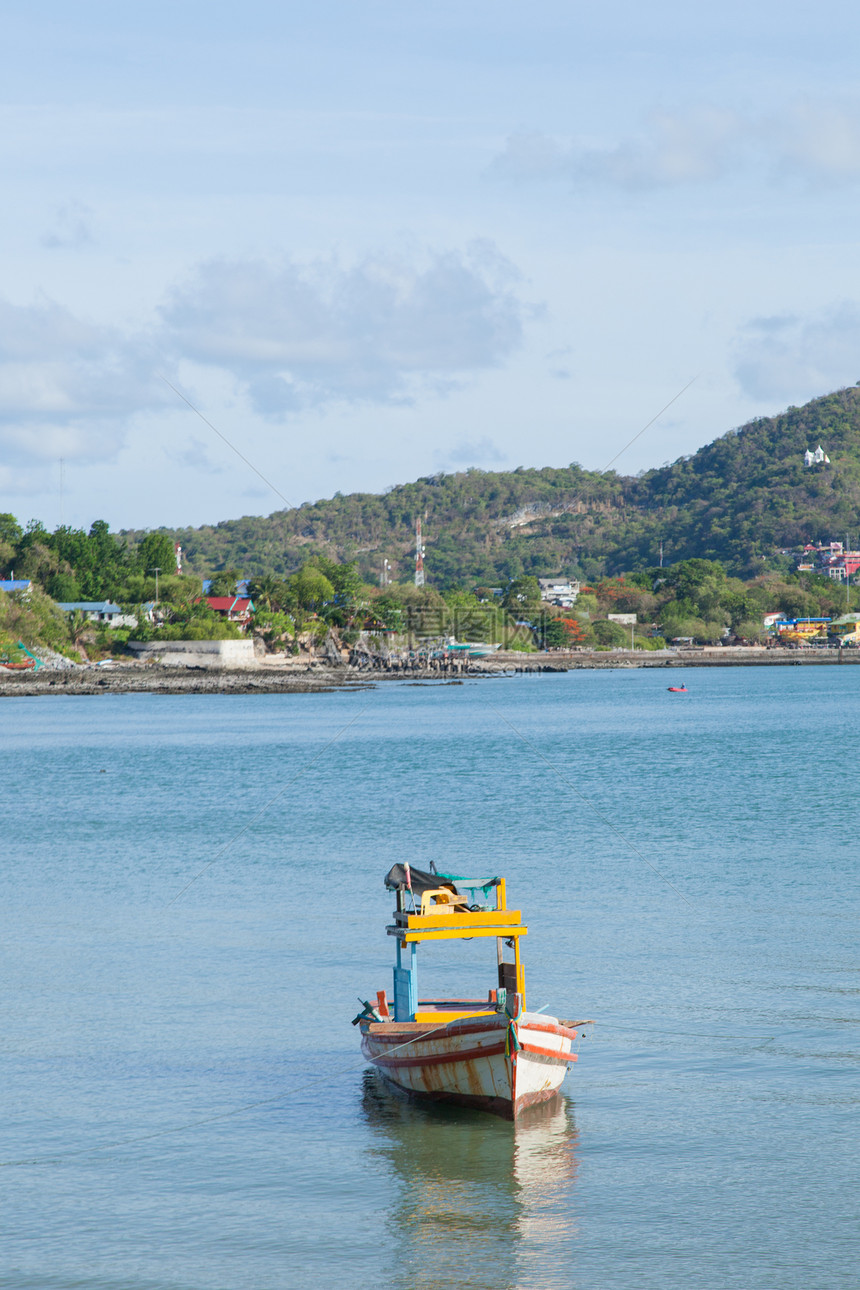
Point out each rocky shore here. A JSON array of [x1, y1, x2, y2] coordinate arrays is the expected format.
[[483, 646, 860, 670], [1, 643, 858, 698], [0, 661, 370, 697]]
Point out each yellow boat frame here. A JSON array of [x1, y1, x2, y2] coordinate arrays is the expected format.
[[387, 878, 526, 1021]]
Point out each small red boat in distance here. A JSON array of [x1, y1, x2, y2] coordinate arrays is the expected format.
[[667, 685, 688, 692]]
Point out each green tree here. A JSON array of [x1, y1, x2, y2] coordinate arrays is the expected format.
[[574, 593, 598, 617], [0, 583, 72, 652], [592, 620, 629, 647], [734, 620, 767, 643], [67, 609, 94, 656], [306, 556, 362, 603], [17, 541, 63, 588], [205, 567, 241, 597], [253, 609, 295, 647], [371, 595, 405, 631], [247, 574, 283, 610], [0, 540, 17, 575], [501, 576, 541, 614], [45, 572, 82, 601], [539, 618, 573, 649], [288, 566, 335, 611], [138, 531, 178, 579], [0, 514, 22, 546]]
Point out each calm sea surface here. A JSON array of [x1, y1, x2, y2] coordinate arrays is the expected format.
[[0, 668, 857, 1288]]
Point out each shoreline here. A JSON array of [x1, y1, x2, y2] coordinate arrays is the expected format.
[[1, 645, 858, 697]]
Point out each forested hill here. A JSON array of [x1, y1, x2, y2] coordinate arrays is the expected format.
[[160, 386, 860, 585]]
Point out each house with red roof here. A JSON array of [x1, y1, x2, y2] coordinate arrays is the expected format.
[[205, 596, 255, 629]]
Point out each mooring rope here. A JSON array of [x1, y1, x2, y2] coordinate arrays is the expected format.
[[0, 1016, 590, 1170]]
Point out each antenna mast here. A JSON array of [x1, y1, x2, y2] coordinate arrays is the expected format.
[[414, 518, 425, 587]]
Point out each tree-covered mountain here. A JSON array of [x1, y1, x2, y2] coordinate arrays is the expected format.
[[133, 383, 860, 585]]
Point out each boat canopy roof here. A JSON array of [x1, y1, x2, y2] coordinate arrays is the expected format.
[[384, 865, 500, 900], [384, 865, 455, 899]]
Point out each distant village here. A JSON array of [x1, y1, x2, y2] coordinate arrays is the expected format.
[[3, 523, 860, 664], [6, 430, 860, 670]]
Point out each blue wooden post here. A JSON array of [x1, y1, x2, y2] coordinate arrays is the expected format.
[[393, 940, 418, 1021]]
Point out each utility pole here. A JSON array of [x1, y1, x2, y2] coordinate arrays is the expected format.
[[59, 458, 65, 528], [149, 567, 161, 606]]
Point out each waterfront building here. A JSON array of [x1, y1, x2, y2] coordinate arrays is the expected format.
[[775, 617, 831, 638]]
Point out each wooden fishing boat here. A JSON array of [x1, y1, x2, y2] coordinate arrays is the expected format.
[[0, 641, 41, 671], [355, 865, 589, 1120]]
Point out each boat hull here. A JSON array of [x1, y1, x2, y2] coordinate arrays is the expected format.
[[360, 1011, 577, 1120]]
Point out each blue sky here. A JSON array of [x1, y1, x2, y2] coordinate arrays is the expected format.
[[3, 1, 860, 532]]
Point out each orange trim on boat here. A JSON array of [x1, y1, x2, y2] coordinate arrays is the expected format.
[[521, 1020, 579, 1042], [518, 1041, 577, 1064]]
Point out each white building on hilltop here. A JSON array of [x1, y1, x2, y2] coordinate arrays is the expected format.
[[803, 445, 830, 466]]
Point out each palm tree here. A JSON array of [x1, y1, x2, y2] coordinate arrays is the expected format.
[[247, 574, 282, 611], [68, 609, 93, 659]]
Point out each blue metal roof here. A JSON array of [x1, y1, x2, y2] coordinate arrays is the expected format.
[[0, 579, 32, 592], [56, 601, 124, 614], [201, 578, 249, 595]]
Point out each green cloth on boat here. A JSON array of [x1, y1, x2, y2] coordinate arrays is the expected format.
[[437, 872, 500, 899]]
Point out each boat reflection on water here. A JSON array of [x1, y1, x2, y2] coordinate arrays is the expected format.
[[361, 1069, 580, 1290]]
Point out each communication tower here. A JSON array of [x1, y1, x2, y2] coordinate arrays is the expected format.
[[414, 518, 425, 587]]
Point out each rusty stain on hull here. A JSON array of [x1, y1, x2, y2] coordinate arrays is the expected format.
[[361, 1013, 574, 1120]]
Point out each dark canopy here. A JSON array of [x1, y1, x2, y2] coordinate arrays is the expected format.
[[383, 864, 458, 899]]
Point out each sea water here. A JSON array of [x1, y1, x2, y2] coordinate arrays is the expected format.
[[0, 667, 856, 1288]]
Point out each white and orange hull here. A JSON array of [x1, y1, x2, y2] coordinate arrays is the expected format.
[[360, 1011, 578, 1120]]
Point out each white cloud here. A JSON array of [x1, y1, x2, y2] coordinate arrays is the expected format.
[[778, 102, 860, 181], [159, 245, 528, 415], [734, 303, 860, 401], [492, 100, 860, 190], [544, 344, 573, 380], [0, 296, 165, 465], [0, 241, 531, 474], [445, 436, 507, 465], [40, 200, 95, 250], [492, 112, 741, 190], [163, 435, 223, 474]]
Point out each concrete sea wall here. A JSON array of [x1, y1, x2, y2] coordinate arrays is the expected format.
[[127, 639, 259, 669]]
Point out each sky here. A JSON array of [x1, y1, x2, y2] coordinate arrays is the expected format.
[[3, 0, 860, 534]]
